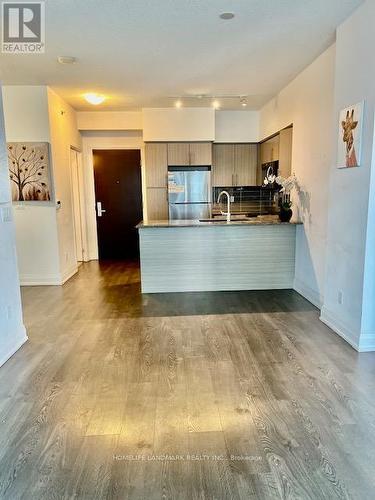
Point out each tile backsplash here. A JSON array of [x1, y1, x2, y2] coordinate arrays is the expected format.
[[213, 186, 279, 216]]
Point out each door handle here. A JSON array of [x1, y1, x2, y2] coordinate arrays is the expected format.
[[97, 201, 106, 217]]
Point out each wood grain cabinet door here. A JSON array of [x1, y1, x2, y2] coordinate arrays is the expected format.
[[145, 143, 168, 187], [189, 142, 212, 165], [167, 143, 190, 165], [278, 127, 293, 178], [146, 187, 168, 220], [212, 144, 234, 187], [234, 144, 258, 186]]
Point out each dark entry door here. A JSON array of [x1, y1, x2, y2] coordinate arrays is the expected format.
[[93, 149, 142, 260]]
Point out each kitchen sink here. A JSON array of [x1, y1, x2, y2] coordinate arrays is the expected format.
[[199, 217, 252, 222]]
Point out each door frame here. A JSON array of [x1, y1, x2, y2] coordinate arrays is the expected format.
[[69, 147, 86, 263], [82, 136, 145, 261]]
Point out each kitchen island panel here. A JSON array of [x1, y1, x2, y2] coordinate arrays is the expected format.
[[139, 224, 296, 293]]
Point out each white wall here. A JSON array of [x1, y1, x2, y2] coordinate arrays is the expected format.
[[0, 87, 27, 367], [215, 111, 259, 143], [81, 131, 145, 260], [47, 89, 82, 282], [2, 86, 82, 285], [321, 0, 375, 351], [77, 111, 142, 131], [260, 45, 336, 308], [2, 86, 61, 285], [142, 108, 215, 142]]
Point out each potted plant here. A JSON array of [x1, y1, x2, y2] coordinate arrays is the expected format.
[[275, 174, 297, 222], [279, 199, 293, 222]]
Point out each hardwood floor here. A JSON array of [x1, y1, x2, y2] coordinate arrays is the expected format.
[[0, 261, 375, 499]]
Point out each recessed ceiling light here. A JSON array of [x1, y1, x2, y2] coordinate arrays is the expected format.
[[212, 100, 220, 109], [175, 100, 182, 108], [219, 12, 235, 20], [240, 97, 247, 107], [83, 93, 106, 105], [58, 56, 76, 64]]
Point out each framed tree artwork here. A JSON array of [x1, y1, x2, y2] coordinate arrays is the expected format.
[[337, 102, 364, 168], [7, 142, 52, 201]]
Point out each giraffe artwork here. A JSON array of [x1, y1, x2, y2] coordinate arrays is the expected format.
[[337, 102, 363, 168]]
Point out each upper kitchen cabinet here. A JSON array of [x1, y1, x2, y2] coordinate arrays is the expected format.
[[278, 127, 293, 178], [212, 143, 258, 187], [234, 144, 258, 186], [145, 143, 168, 188], [212, 144, 234, 186], [167, 143, 190, 165], [189, 142, 212, 165], [167, 142, 212, 166], [260, 135, 279, 164]]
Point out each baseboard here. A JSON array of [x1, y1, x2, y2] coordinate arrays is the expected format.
[[61, 265, 78, 285], [20, 274, 63, 286], [20, 265, 78, 286], [293, 278, 323, 309], [0, 326, 28, 368], [357, 332, 375, 352], [319, 307, 363, 351]]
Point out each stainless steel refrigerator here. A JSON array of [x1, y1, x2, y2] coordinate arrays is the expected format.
[[168, 166, 211, 220]]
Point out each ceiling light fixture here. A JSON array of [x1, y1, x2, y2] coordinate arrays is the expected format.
[[58, 56, 76, 64], [175, 99, 182, 108], [212, 99, 220, 110], [219, 12, 235, 20], [83, 93, 106, 105], [240, 96, 247, 107]]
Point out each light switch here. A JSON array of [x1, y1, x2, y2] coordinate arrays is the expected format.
[[0, 206, 12, 223]]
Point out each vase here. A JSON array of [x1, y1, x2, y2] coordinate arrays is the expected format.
[[279, 208, 292, 222]]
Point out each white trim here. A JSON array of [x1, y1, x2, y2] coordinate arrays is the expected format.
[[293, 277, 323, 309], [320, 307, 364, 351], [0, 326, 28, 368], [357, 333, 375, 352], [61, 264, 78, 284], [20, 264, 78, 286], [20, 274, 63, 286]]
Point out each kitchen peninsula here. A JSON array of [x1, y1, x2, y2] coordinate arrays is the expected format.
[[137, 218, 301, 293]]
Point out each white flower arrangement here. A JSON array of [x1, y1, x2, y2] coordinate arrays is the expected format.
[[275, 174, 297, 193]]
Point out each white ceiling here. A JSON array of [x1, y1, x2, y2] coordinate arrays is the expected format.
[[0, 0, 363, 111]]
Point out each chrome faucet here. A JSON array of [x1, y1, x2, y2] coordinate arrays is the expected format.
[[217, 190, 231, 222]]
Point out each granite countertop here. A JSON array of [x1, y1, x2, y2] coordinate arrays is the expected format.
[[137, 216, 303, 228]]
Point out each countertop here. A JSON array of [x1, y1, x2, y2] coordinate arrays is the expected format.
[[137, 216, 302, 229]]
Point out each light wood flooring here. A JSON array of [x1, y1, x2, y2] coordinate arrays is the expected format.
[[1, 261, 375, 499]]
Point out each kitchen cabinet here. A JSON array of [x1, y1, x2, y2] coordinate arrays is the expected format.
[[278, 127, 293, 178], [234, 144, 258, 186], [212, 144, 234, 186], [145, 143, 168, 188], [167, 143, 190, 165], [146, 187, 168, 220], [189, 142, 212, 165], [260, 135, 279, 164], [212, 143, 258, 186], [167, 142, 212, 166]]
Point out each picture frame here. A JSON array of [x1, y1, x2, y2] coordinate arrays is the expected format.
[[7, 142, 53, 202], [337, 101, 364, 169]]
